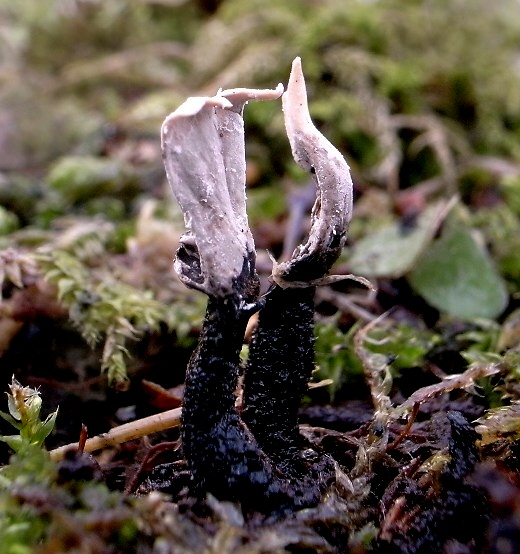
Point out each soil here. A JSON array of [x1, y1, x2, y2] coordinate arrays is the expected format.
[[1, 273, 519, 553]]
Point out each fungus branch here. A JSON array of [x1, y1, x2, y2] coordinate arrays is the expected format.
[[161, 84, 282, 298], [243, 58, 355, 479], [273, 57, 354, 287]]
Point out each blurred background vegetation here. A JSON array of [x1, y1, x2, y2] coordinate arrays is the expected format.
[[1, 0, 520, 410]]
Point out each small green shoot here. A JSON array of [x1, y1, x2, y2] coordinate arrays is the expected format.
[[0, 379, 58, 553], [0, 377, 58, 455]]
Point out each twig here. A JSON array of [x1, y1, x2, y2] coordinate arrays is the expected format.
[[49, 407, 182, 462], [317, 287, 378, 322], [386, 402, 420, 452], [124, 440, 181, 494]]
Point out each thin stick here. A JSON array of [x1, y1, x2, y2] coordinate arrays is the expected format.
[[49, 407, 182, 462], [386, 402, 420, 452]]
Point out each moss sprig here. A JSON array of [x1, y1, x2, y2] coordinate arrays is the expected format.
[[37, 248, 166, 388]]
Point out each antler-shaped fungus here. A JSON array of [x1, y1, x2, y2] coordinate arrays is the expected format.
[[161, 84, 283, 298], [242, 58, 354, 477], [161, 58, 354, 516], [273, 57, 353, 287]]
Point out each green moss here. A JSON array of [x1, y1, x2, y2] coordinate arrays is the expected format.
[[247, 186, 287, 225], [315, 320, 364, 401], [0, 208, 19, 236], [47, 156, 139, 205], [0, 380, 147, 553]]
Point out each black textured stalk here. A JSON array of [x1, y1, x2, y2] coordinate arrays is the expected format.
[[182, 298, 262, 494], [181, 297, 288, 513], [243, 286, 334, 483], [181, 293, 332, 514]]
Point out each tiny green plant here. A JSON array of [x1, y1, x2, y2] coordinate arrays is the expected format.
[[0, 378, 58, 553], [0, 377, 58, 456], [0, 379, 145, 553]]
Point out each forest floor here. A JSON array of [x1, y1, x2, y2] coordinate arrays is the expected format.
[[1, 1, 520, 552]]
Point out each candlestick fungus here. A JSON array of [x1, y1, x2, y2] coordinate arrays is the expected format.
[[161, 58, 354, 516]]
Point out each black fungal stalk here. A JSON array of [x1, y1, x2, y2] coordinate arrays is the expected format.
[[243, 286, 317, 469], [242, 284, 337, 503], [181, 294, 279, 506], [161, 57, 354, 516], [180, 291, 336, 515]]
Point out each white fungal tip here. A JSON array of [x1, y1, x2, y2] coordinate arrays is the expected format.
[[283, 57, 313, 145]]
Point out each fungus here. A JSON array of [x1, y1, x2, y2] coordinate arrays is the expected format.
[[161, 84, 283, 298], [273, 57, 353, 287], [161, 57, 354, 516]]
